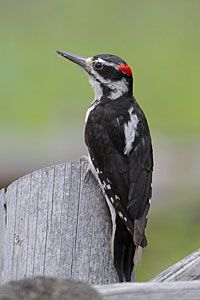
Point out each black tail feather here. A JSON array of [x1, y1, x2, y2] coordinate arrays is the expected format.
[[114, 216, 135, 282], [124, 242, 135, 281], [113, 242, 125, 282]]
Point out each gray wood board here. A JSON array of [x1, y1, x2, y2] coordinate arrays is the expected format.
[[96, 281, 200, 300], [151, 249, 200, 282], [1, 160, 119, 284], [0, 189, 5, 277]]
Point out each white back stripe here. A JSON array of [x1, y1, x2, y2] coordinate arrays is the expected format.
[[124, 107, 139, 155]]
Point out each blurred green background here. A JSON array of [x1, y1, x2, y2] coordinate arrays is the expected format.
[[0, 0, 200, 281]]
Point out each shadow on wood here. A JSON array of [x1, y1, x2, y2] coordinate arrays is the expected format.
[[0, 159, 119, 284]]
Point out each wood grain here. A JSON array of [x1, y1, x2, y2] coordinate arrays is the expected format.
[[1, 160, 119, 284], [96, 281, 200, 300], [2, 157, 199, 292], [151, 249, 200, 282], [0, 188, 5, 278]]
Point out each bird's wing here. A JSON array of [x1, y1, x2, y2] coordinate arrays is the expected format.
[[105, 110, 153, 247], [127, 131, 153, 246], [88, 145, 135, 236]]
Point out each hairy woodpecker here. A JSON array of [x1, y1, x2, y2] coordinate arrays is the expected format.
[[57, 50, 153, 282]]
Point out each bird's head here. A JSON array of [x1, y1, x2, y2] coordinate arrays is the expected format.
[[57, 51, 133, 100]]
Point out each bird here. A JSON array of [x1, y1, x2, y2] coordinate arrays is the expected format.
[[57, 50, 153, 282]]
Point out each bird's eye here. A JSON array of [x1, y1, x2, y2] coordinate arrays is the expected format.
[[94, 61, 103, 70]]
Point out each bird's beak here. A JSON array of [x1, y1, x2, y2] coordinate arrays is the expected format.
[[56, 50, 87, 70]]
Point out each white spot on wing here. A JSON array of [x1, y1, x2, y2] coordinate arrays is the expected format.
[[118, 211, 123, 219], [124, 107, 139, 155], [110, 197, 114, 203], [106, 184, 111, 190]]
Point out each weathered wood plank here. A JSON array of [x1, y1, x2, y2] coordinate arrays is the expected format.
[[26, 169, 42, 277], [1, 276, 200, 300], [0, 188, 5, 278], [96, 281, 200, 300], [1, 160, 119, 284], [151, 249, 200, 282], [3, 181, 17, 283]]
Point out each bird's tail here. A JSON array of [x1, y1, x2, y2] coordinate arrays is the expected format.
[[113, 215, 135, 282]]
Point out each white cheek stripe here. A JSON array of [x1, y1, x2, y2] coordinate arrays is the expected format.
[[86, 57, 116, 69], [86, 59, 128, 101], [109, 78, 128, 100], [88, 71, 128, 101], [97, 58, 117, 68], [88, 75, 103, 102], [124, 107, 139, 155]]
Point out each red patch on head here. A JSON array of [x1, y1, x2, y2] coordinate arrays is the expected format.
[[118, 64, 133, 76]]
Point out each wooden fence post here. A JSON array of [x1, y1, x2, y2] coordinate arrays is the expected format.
[[151, 249, 200, 282], [0, 159, 120, 284], [0, 188, 5, 279]]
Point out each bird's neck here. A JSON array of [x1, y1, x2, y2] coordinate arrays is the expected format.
[[89, 76, 133, 101]]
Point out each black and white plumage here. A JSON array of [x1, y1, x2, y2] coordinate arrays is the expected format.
[[57, 50, 153, 282]]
